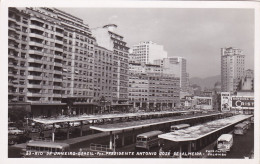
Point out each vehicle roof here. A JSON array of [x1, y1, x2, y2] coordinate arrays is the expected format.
[[171, 124, 190, 128], [137, 130, 163, 138], [27, 140, 69, 148], [235, 123, 247, 128], [218, 134, 233, 141]]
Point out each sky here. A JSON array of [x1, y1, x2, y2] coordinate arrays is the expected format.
[[61, 8, 254, 78]]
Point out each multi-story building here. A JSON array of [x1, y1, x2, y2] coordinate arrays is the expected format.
[[154, 57, 189, 92], [128, 63, 180, 110], [93, 45, 114, 112], [236, 69, 254, 95], [8, 8, 30, 103], [221, 47, 245, 94], [130, 41, 167, 64], [92, 24, 130, 111], [129, 62, 162, 74], [8, 7, 98, 116], [54, 8, 96, 115]]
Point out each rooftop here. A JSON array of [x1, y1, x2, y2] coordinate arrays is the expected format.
[[158, 114, 252, 142]]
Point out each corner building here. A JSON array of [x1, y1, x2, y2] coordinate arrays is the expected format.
[[8, 7, 96, 116], [92, 24, 130, 111]]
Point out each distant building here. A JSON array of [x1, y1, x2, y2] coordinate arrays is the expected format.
[[130, 41, 167, 64], [154, 57, 188, 92], [236, 69, 254, 96], [221, 47, 245, 94], [128, 63, 180, 110]]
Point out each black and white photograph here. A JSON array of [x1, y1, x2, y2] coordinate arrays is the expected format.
[[0, 0, 259, 164]]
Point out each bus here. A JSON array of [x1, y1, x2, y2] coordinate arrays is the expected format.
[[234, 123, 247, 135], [136, 130, 163, 150], [170, 124, 190, 132], [217, 134, 233, 152], [21, 140, 70, 157]]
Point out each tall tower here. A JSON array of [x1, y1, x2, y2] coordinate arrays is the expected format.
[[221, 47, 245, 94], [130, 41, 167, 64]]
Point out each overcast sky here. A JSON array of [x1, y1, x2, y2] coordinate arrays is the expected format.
[[60, 8, 254, 78]]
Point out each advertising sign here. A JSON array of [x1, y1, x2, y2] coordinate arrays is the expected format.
[[196, 97, 212, 105], [231, 96, 254, 109], [221, 92, 230, 111]]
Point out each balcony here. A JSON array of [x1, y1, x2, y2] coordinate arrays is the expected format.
[[55, 40, 63, 45], [54, 55, 63, 60], [27, 84, 42, 89], [27, 75, 42, 80], [28, 58, 43, 64], [27, 93, 42, 97], [29, 42, 43, 47], [8, 34, 20, 40], [53, 70, 62, 74], [53, 78, 62, 82], [54, 62, 62, 67], [53, 94, 61, 97], [27, 67, 43, 72], [29, 24, 44, 31], [28, 50, 43, 56], [53, 86, 62, 90], [29, 33, 44, 39], [54, 47, 63, 53], [55, 32, 63, 38]]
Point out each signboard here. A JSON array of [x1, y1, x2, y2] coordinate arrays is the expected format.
[[195, 97, 212, 110], [196, 97, 212, 105], [221, 92, 230, 111], [231, 96, 254, 109]]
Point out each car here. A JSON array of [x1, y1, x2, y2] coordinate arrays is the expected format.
[[8, 127, 24, 135], [43, 124, 61, 130]]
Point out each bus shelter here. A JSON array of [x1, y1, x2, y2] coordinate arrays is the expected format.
[[90, 113, 224, 150], [158, 115, 252, 158]]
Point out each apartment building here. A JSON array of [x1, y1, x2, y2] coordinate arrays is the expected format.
[[8, 7, 98, 116], [8, 8, 30, 104]]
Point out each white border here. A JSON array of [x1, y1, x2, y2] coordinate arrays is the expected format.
[[0, 1, 259, 164]]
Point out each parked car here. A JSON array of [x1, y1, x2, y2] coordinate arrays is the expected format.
[[8, 127, 24, 135]]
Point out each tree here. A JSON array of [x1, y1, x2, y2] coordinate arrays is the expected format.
[[8, 108, 30, 128]]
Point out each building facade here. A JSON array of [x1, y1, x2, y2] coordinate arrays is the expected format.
[[8, 8, 30, 104], [92, 24, 130, 111], [154, 57, 189, 92], [221, 47, 245, 94], [8, 7, 108, 116], [93, 45, 114, 112], [130, 41, 167, 64], [128, 63, 180, 111]]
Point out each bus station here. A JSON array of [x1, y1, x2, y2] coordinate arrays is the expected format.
[[158, 114, 252, 158], [32, 110, 224, 149]]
